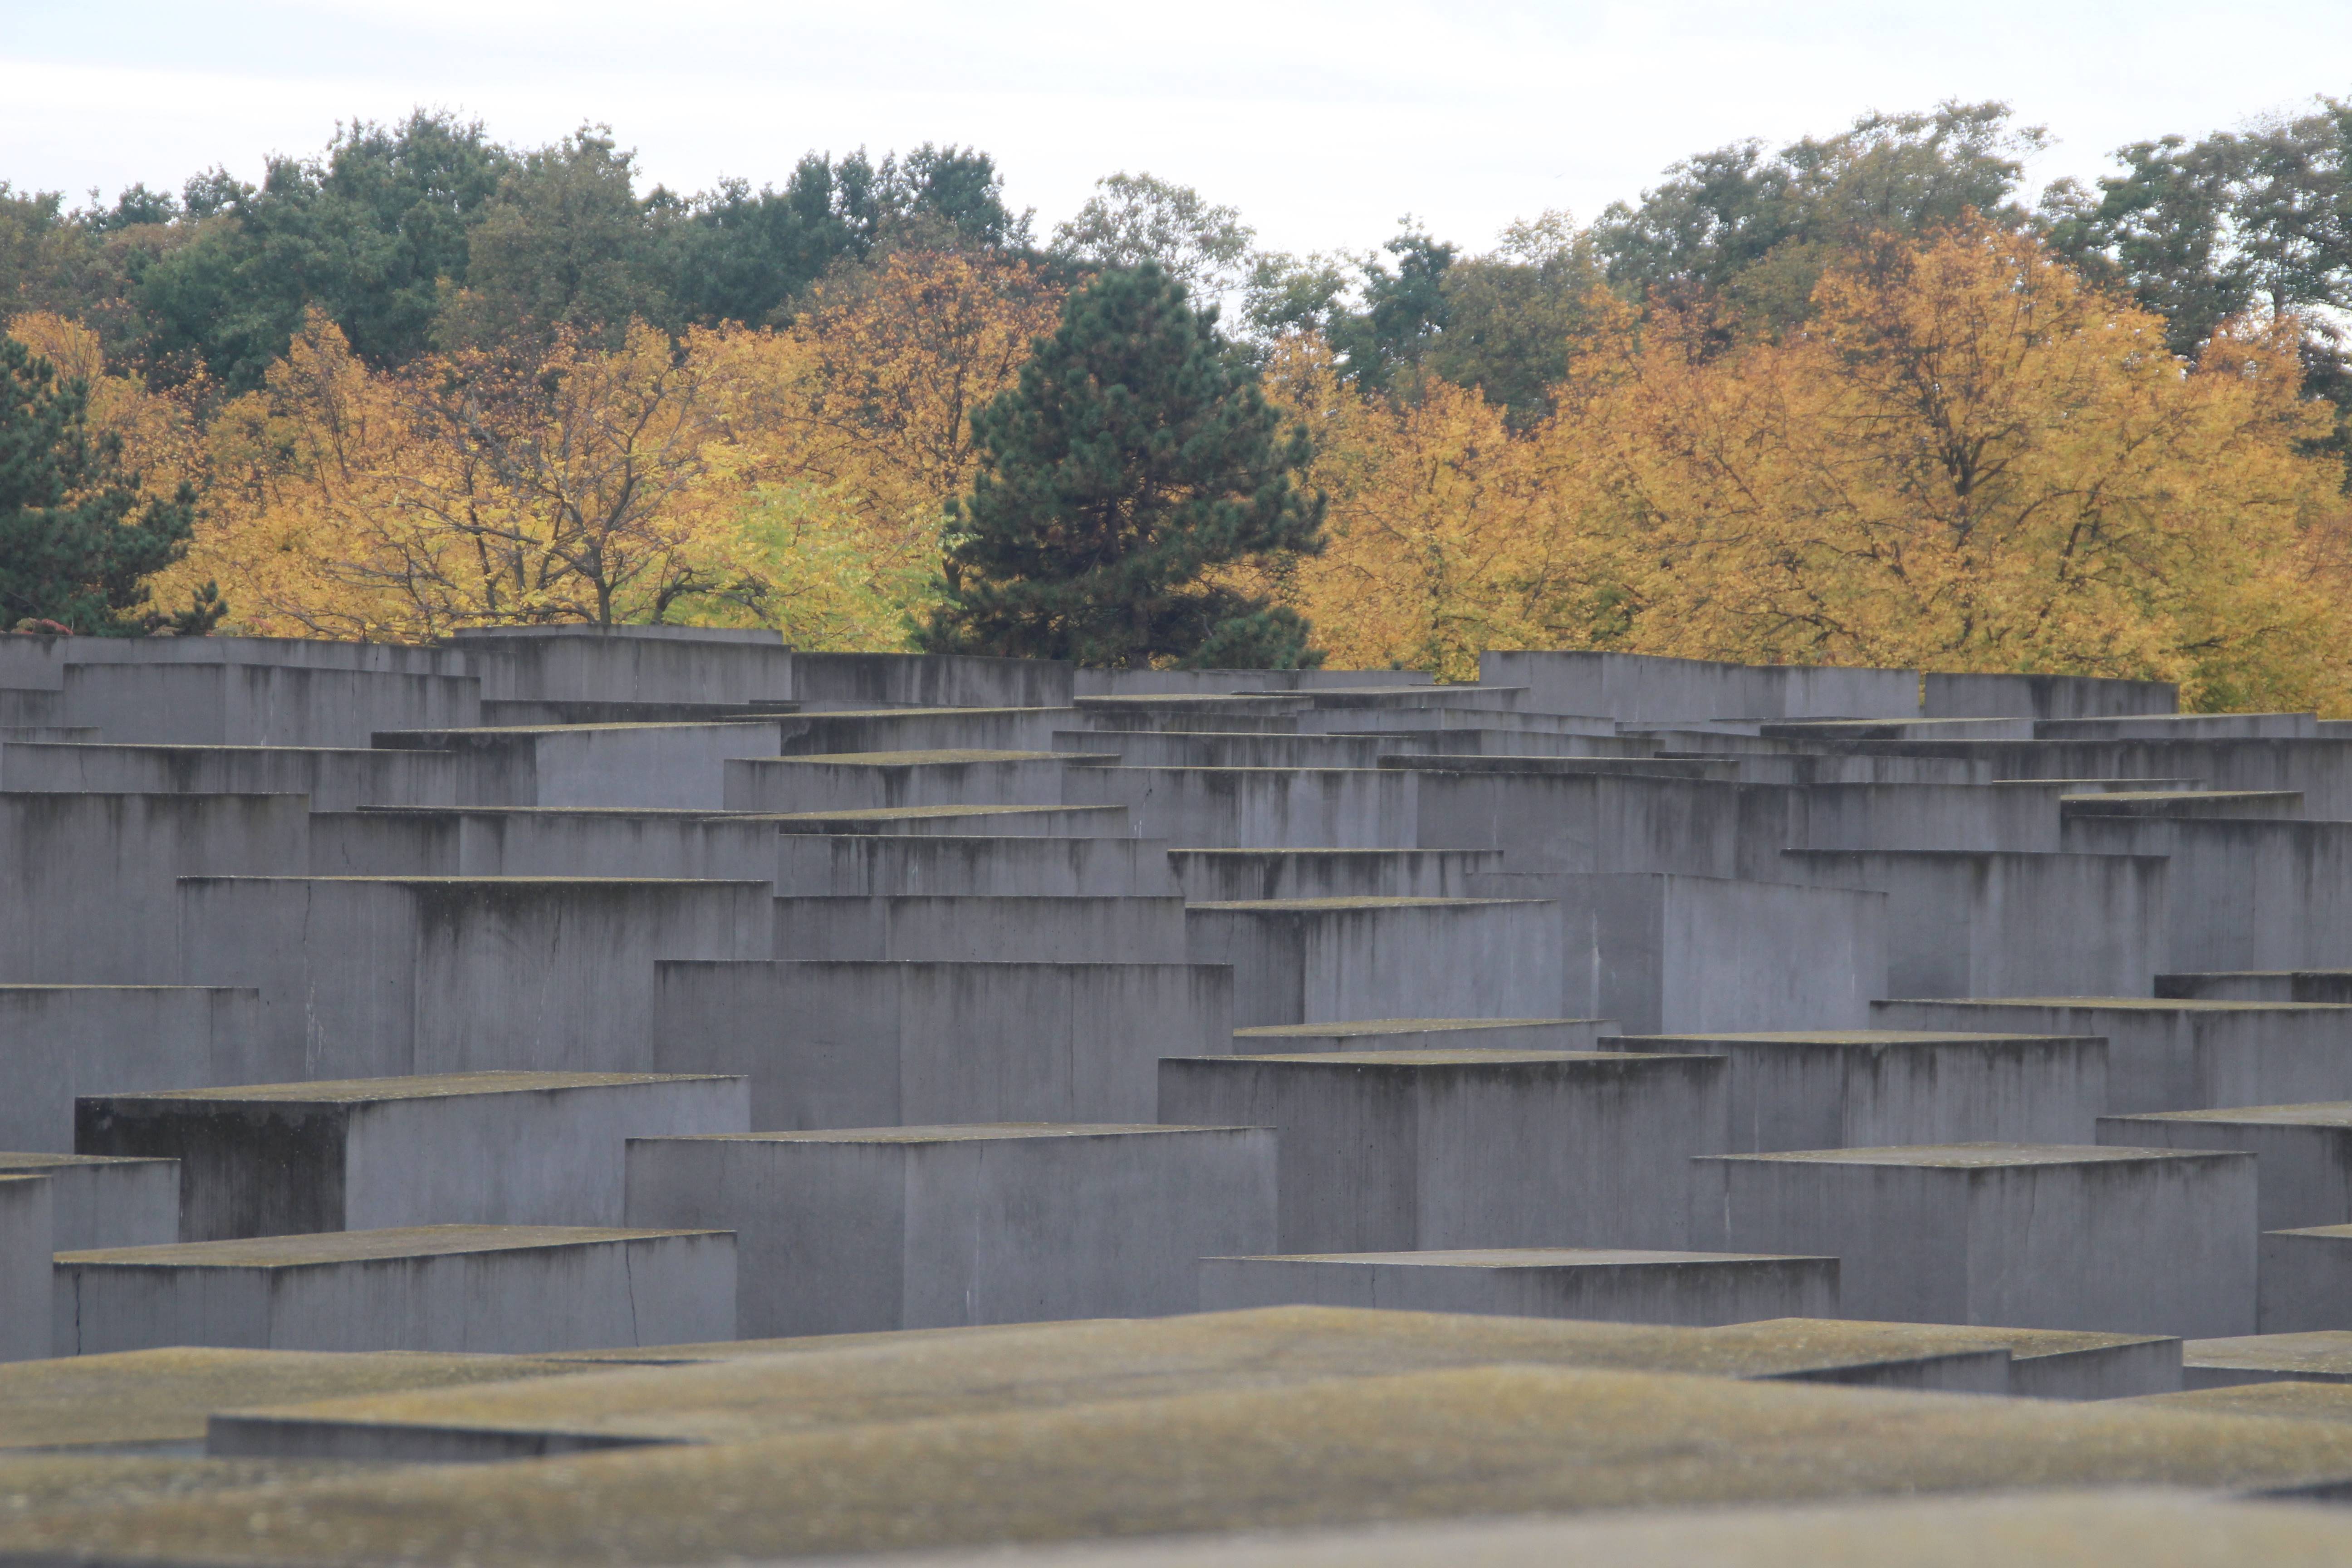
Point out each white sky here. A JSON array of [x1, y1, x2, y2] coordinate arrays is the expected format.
[[4, 1, 2349, 258]]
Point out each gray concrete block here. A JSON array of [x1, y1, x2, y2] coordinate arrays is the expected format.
[[1694, 1144, 2257, 1338], [1167, 848, 1504, 900], [774, 895, 1189, 963], [1470, 872, 1886, 1034], [1183, 898, 1564, 1027], [451, 625, 794, 705], [1073, 666, 1434, 696], [1872, 999, 2352, 1115], [52, 1225, 735, 1355], [0, 1173, 50, 1362], [2180, 1331, 2352, 1388], [725, 750, 1083, 813], [1774, 781, 2070, 861], [623, 1124, 1274, 1335], [179, 877, 773, 1079], [774, 834, 1177, 897], [0, 1154, 175, 1249], [2157, 970, 2352, 1002], [59, 662, 479, 746], [1481, 650, 1921, 721], [790, 651, 1074, 710], [1411, 770, 1738, 876], [1157, 1051, 1728, 1252], [2060, 817, 2352, 973], [1196, 1248, 1839, 1327], [0, 792, 309, 983], [2259, 1226, 2352, 1332], [309, 807, 777, 882], [0, 985, 267, 1152], [1063, 765, 1418, 848], [764, 804, 1131, 837], [1922, 671, 2177, 719], [654, 960, 1232, 1128], [1777, 850, 2169, 1000], [1735, 1317, 2181, 1399], [1234, 1019, 1614, 1053], [376, 722, 787, 809], [777, 708, 1072, 755], [1607, 1032, 2108, 1151], [2100, 1104, 2352, 1233], [0, 741, 459, 809], [76, 1072, 749, 1241]]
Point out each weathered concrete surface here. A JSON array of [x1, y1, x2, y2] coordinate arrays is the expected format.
[[0, 739, 457, 809], [1232, 1018, 1613, 1053], [654, 960, 1231, 1128], [2127, 1381, 2352, 1422], [1483, 649, 1922, 722], [0, 1344, 590, 1452], [775, 834, 1179, 897], [1064, 765, 1419, 848], [1924, 670, 2178, 719], [0, 1173, 49, 1362], [1606, 1032, 2108, 1152], [1473, 872, 1886, 1034], [1872, 998, 2352, 1115], [623, 1125, 1274, 1336], [775, 895, 1189, 964], [1713, 1318, 2182, 1401], [726, 750, 1084, 813], [53, 1225, 735, 1355], [1777, 849, 2169, 1000], [1158, 1051, 1727, 1251], [777, 708, 1073, 756], [0, 1153, 174, 1250], [1411, 769, 1737, 875], [59, 660, 479, 746], [1695, 1145, 2257, 1338], [0, 986, 264, 1151], [177, 877, 773, 1078], [33, 1362, 2352, 1563], [1196, 1248, 1839, 1327], [1166, 848, 1503, 900], [2100, 1102, 2352, 1232], [2158, 969, 2352, 1002], [451, 625, 794, 706], [307, 805, 777, 881], [76, 1072, 748, 1240], [764, 804, 1130, 837], [2060, 816, 2352, 973], [2180, 1330, 2352, 1388], [0, 792, 307, 983], [375, 721, 787, 809], [2257, 1224, 2352, 1332], [790, 650, 1074, 710], [1183, 898, 1563, 1026]]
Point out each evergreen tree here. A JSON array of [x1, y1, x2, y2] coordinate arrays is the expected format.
[[0, 338, 208, 633], [921, 265, 1324, 668]]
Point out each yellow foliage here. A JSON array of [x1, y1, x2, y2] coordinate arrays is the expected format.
[[5, 311, 205, 505]]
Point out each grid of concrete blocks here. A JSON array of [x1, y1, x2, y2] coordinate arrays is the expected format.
[[19, 628, 2352, 1560]]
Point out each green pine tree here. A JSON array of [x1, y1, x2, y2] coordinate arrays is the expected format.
[[921, 264, 1326, 668], [0, 337, 213, 635]]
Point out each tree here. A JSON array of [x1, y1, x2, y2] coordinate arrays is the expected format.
[[1425, 212, 1607, 428], [1051, 173, 1255, 304], [922, 265, 1326, 668], [0, 337, 207, 633]]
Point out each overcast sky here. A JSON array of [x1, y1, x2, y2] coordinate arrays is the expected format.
[[5, 1, 2350, 258]]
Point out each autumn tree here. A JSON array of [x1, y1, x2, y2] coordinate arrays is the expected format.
[[923, 265, 1325, 668], [0, 335, 206, 632]]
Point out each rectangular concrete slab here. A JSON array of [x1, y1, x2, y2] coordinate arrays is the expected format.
[[764, 804, 1130, 837], [0, 986, 264, 1152], [2258, 1224, 2352, 1333], [1196, 1248, 1838, 1327], [53, 1225, 735, 1356], [1233, 1018, 1614, 1053], [2181, 1330, 2352, 1388], [774, 834, 1179, 897], [0, 1153, 174, 1250], [2100, 1102, 2352, 1233], [75, 1072, 749, 1241], [1063, 765, 1419, 848], [725, 750, 1085, 813], [654, 960, 1232, 1128], [0, 1173, 49, 1362], [1871, 998, 2352, 1115], [1158, 1051, 1728, 1251], [1718, 1317, 2182, 1400], [1183, 898, 1565, 1026], [1606, 1031, 2108, 1151], [1696, 1144, 2257, 1338], [775, 894, 1189, 963], [623, 1125, 1274, 1337]]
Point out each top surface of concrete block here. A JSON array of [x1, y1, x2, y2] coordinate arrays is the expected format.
[[1223, 1247, 1825, 1267], [649, 1123, 1242, 1147], [58, 1223, 725, 1269], [1723, 1315, 2173, 1362], [1187, 896, 1541, 912], [0, 1152, 171, 1172], [2114, 1101, 2352, 1128], [2185, 1331, 2352, 1378], [1624, 1031, 2098, 1048], [86, 1071, 740, 1106], [1238, 1018, 1576, 1039], [1711, 1142, 2236, 1169], [0, 1345, 590, 1451], [777, 749, 1075, 765]]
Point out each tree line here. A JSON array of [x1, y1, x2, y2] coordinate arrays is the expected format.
[[7, 99, 2352, 704]]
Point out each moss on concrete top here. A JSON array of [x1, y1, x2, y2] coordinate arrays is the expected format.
[[2127, 1382, 2352, 1422], [2111, 1102, 2352, 1128], [92, 1071, 735, 1107], [57, 1224, 725, 1270], [1236, 1018, 1576, 1037], [0, 1346, 589, 1450], [2187, 1331, 2352, 1376], [1731, 1318, 2175, 1362], [1619, 1031, 2102, 1048], [0, 1455, 364, 1522], [1209, 1050, 1712, 1069], [1710, 1143, 2238, 1170], [24, 1359, 2352, 1563]]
